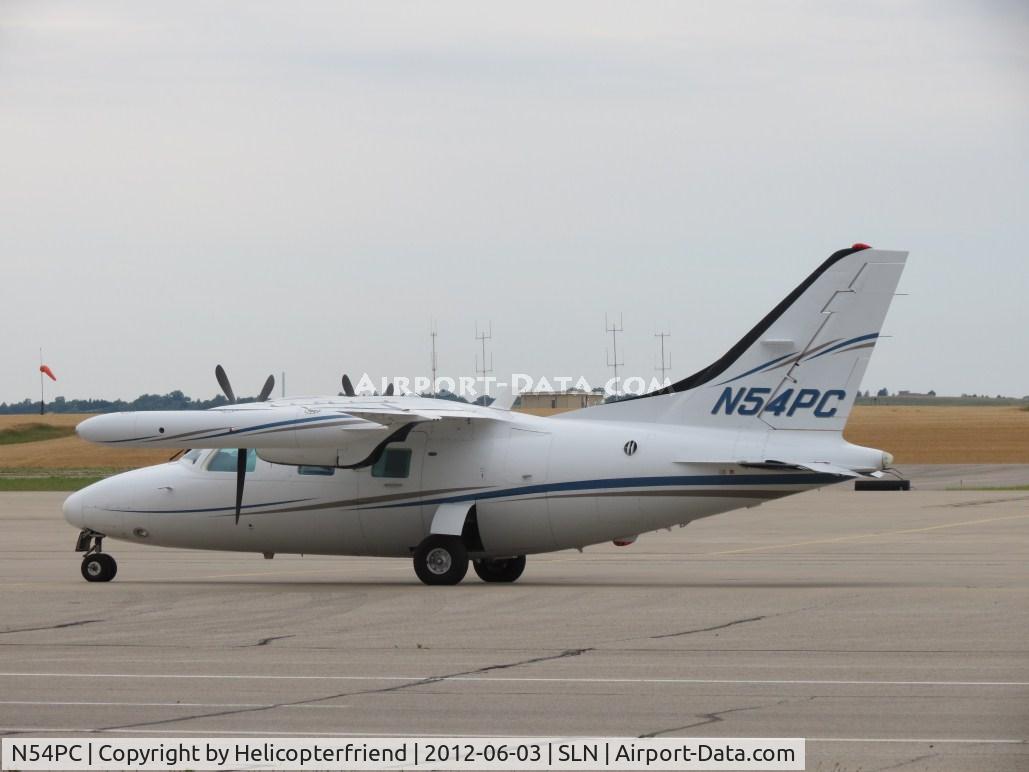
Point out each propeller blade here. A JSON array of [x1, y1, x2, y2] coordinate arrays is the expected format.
[[215, 365, 236, 403], [234, 448, 247, 525], [384, 382, 394, 396], [341, 374, 355, 397], [257, 374, 275, 402]]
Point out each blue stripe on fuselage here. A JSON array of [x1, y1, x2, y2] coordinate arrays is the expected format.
[[368, 473, 841, 509]]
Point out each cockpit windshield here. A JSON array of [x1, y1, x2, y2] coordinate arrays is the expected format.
[[207, 448, 257, 473], [179, 449, 204, 465]]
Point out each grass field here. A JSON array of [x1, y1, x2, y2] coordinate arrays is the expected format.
[[0, 406, 1025, 491], [0, 414, 170, 470], [0, 475, 109, 491], [843, 405, 1029, 463], [0, 422, 76, 445]]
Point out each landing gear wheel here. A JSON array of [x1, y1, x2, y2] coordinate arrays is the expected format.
[[473, 556, 526, 583], [81, 553, 117, 582], [413, 535, 468, 586]]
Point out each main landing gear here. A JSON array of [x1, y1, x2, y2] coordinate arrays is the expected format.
[[473, 555, 526, 583], [412, 535, 526, 585], [76, 529, 117, 582], [413, 535, 468, 585]]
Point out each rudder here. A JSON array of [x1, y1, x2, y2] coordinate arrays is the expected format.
[[566, 244, 908, 432]]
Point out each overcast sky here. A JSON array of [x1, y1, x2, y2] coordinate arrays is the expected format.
[[2, 1, 1027, 403]]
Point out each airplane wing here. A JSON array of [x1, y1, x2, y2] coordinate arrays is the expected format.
[[76, 398, 510, 451]]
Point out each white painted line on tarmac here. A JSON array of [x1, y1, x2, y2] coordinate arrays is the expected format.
[[702, 511, 1029, 556], [810, 737, 1027, 744], [0, 727, 1023, 745], [0, 701, 350, 710], [0, 672, 1026, 687]]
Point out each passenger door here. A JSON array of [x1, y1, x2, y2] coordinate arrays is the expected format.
[[357, 431, 426, 555]]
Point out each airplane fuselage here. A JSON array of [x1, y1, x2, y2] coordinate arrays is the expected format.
[[63, 245, 907, 584], [65, 405, 884, 559]]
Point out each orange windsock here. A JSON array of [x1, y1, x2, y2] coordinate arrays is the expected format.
[[39, 364, 56, 381]]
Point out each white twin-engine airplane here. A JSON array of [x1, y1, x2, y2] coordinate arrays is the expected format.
[[66, 244, 907, 585]]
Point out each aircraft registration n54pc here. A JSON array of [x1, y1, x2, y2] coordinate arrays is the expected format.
[[67, 244, 906, 585]]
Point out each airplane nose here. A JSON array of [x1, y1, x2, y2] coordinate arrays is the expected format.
[[63, 489, 85, 528]]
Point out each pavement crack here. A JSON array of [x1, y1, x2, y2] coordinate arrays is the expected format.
[[871, 751, 939, 771], [638, 696, 802, 738], [340, 647, 595, 697], [638, 703, 765, 737], [939, 495, 1029, 508], [248, 634, 295, 647], [95, 647, 595, 733], [650, 615, 765, 639], [0, 619, 103, 635]]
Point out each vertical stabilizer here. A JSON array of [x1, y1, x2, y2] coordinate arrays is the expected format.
[[562, 245, 907, 432]]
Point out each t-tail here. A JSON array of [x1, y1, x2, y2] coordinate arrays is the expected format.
[[566, 244, 908, 432]]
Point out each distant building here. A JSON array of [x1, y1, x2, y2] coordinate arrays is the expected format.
[[517, 391, 606, 411]]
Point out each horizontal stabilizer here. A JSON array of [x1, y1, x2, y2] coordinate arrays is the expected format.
[[678, 459, 860, 478]]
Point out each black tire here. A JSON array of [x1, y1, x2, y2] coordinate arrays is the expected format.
[[413, 535, 468, 586], [473, 556, 526, 583], [855, 478, 911, 491], [81, 553, 117, 583]]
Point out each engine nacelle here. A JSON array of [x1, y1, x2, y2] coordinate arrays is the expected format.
[[256, 448, 341, 467]]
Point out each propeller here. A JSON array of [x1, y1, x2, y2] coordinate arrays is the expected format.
[[340, 373, 394, 396], [215, 365, 275, 524], [257, 374, 275, 402], [341, 373, 355, 397], [215, 364, 236, 404]]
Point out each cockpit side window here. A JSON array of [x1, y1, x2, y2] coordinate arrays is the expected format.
[[207, 448, 257, 473]]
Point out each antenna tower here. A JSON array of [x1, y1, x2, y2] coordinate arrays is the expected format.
[[655, 331, 672, 385], [605, 313, 624, 395], [430, 320, 439, 396], [475, 321, 493, 399]]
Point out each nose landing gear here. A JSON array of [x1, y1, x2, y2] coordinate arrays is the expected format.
[[75, 529, 117, 583]]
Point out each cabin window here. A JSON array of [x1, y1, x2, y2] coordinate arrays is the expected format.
[[298, 465, 335, 476], [207, 448, 257, 473], [371, 447, 412, 478]]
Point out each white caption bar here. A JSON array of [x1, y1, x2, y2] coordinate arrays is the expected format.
[[1, 737, 803, 770]]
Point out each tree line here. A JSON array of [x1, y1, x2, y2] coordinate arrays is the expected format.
[[0, 389, 479, 414]]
